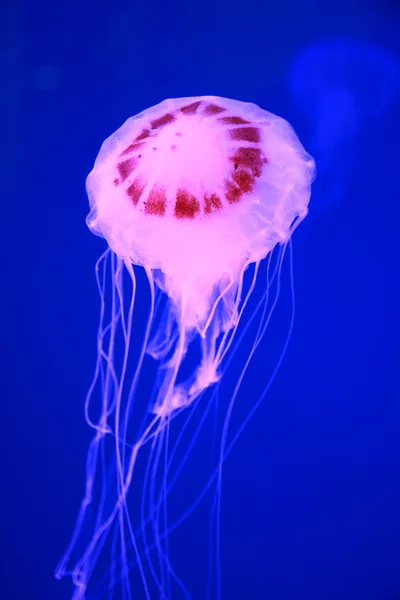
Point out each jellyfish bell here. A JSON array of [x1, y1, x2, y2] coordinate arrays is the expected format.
[[56, 96, 315, 599], [86, 95, 314, 413]]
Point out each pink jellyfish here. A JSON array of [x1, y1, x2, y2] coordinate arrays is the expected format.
[[56, 96, 315, 599]]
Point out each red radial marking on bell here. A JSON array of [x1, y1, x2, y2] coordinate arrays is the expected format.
[[145, 187, 167, 216], [204, 193, 223, 215], [135, 129, 150, 142], [127, 177, 146, 205], [203, 104, 226, 116], [230, 127, 261, 143], [231, 147, 266, 178], [150, 113, 176, 130], [120, 141, 145, 156], [117, 157, 138, 182], [218, 116, 250, 125], [225, 180, 242, 204], [180, 101, 201, 115], [232, 168, 254, 193], [175, 190, 200, 219]]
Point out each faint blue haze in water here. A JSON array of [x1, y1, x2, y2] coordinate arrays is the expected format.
[[288, 37, 399, 214]]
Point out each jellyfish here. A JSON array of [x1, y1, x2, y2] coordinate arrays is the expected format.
[[55, 96, 315, 599], [288, 37, 398, 213]]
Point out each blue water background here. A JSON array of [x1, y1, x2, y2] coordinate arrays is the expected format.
[[1, 0, 400, 598]]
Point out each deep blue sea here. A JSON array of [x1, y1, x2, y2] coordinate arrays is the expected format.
[[2, 0, 400, 598]]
